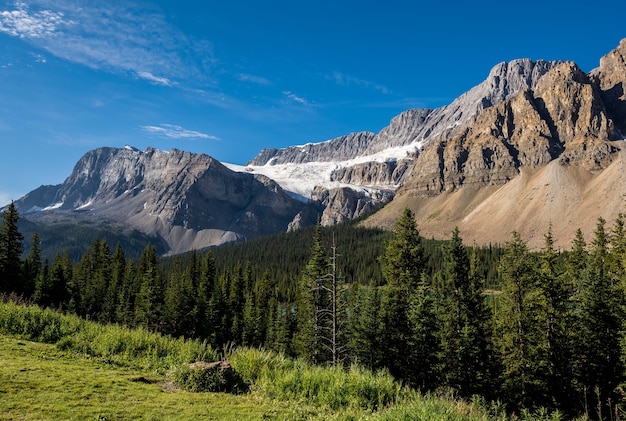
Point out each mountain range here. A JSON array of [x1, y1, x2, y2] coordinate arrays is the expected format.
[[12, 38, 626, 254]]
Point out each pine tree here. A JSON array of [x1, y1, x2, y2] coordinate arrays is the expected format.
[[134, 244, 163, 331], [163, 257, 195, 337], [102, 243, 126, 323], [22, 233, 42, 297], [379, 208, 424, 381], [0, 202, 24, 294], [195, 251, 216, 339], [576, 218, 625, 418], [348, 283, 383, 370], [438, 228, 491, 397], [408, 272, 440, 390], [294, 225, 330, 364], [494, 231, 543, 409], [536, 227, 575, 410]]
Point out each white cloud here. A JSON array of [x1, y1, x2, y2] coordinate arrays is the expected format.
[[237, 73, 271, 85], [140, 124, 220, 140], [136, 71, 175, 87], [332, 71, 390, 94], [282, 90, 309, 105], [0, 1, 71, 38], [0, 1, 214, 86]]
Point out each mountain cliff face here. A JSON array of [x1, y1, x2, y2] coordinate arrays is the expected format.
[[400, 61, 619, 196], [16, 147, 316, 254], [365, 40, 626, 248]]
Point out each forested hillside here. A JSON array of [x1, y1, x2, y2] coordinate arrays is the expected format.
[[2, 201, 625, 418]]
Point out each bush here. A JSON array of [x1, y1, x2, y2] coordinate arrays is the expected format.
[[169, 361, 247, 393]]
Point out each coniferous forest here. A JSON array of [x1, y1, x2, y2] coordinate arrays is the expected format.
[[2, 201, 626, 418]]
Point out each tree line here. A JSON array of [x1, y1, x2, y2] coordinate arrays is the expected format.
[[1, 201, 624, 418]]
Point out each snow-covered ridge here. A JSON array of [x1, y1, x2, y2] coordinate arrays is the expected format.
[[226, 141, 422, 200]]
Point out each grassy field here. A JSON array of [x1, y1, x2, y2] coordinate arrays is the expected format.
[[0, 336, 298, 420], [0, 301, 569, 420]]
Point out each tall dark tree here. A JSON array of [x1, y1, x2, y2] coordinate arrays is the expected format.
[[438, 228, 491, 397], [0, 202, 24, 294], [536, 227, 575, 411], [294, 225, 330, 364], [348, 283, 383, 371], [407, 272, 440, 390], [102, 243, 126, 323], [494, 231, 544, 409], [23, 233, 42, 297], [134, 243, 163, 331], [576, 218, 625, 418], [379, 208, 425, 381]]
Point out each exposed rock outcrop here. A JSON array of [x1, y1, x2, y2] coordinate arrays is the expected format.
[[311, 186, 394, 226], [591, 38, 626, 136], [400, 61, 620, 196]]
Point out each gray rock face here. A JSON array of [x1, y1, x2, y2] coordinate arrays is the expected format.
[[310, 186, 395, 226], [330, 159, 412, 187], [15, 147, 315, 254], [247, 131, 376, 166]]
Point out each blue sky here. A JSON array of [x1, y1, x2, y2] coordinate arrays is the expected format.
[[0, 0, 624, 206]]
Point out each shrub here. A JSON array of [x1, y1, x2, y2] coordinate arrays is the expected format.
[[168, 361, 247, 393]]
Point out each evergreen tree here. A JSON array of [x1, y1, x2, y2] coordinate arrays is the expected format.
[[0, 202, 24, 294], [348, 283, 383, 370], [408, 272, 440, 390], [536, 227, 575, 411], [294, 225, 330, 364], [163, 257, 195, 337], [438, 228, 491, 397], [195, 251, 216, 339], [22, 233, 42, 297], [494, 231, 544, 409], [134, 244, 163, 331], [379, 208, 424, 381], [102, 243, 126, 323], [576, 218, 625, 418]]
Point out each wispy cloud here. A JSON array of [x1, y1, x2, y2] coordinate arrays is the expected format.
[[136, 71, 175, 87], [140, 124, 220, 140], [0, 1, 70, 38], [282, 90, 310, 105], [237, 73, 271, 85], [331, 71, 390, 94], [0, 1, 214, 86]]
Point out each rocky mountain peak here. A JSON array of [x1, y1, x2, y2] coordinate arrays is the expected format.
[[591, 38, 626, 135]]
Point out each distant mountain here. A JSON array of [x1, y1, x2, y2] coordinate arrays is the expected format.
[[15, 147, 319, 255], [13, 38, 626, 254]]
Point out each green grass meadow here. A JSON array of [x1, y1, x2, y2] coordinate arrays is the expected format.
[[0, 301, 570, 420]]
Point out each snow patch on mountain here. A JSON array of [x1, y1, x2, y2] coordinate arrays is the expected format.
[[226, 141, 422, 199]]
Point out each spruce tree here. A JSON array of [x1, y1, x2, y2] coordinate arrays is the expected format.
[[134, 243, 163, 331], [438, 228, 491, 397], [407, 272, 440, 390], [23, 233, 41, 297], [379, 208, 425, 381], [294, 225, 330, 364], [576, 218, 625, 418], [0, 202, 24, 294], [494, 231, 543, 409], [536, 227, 575, 410]]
